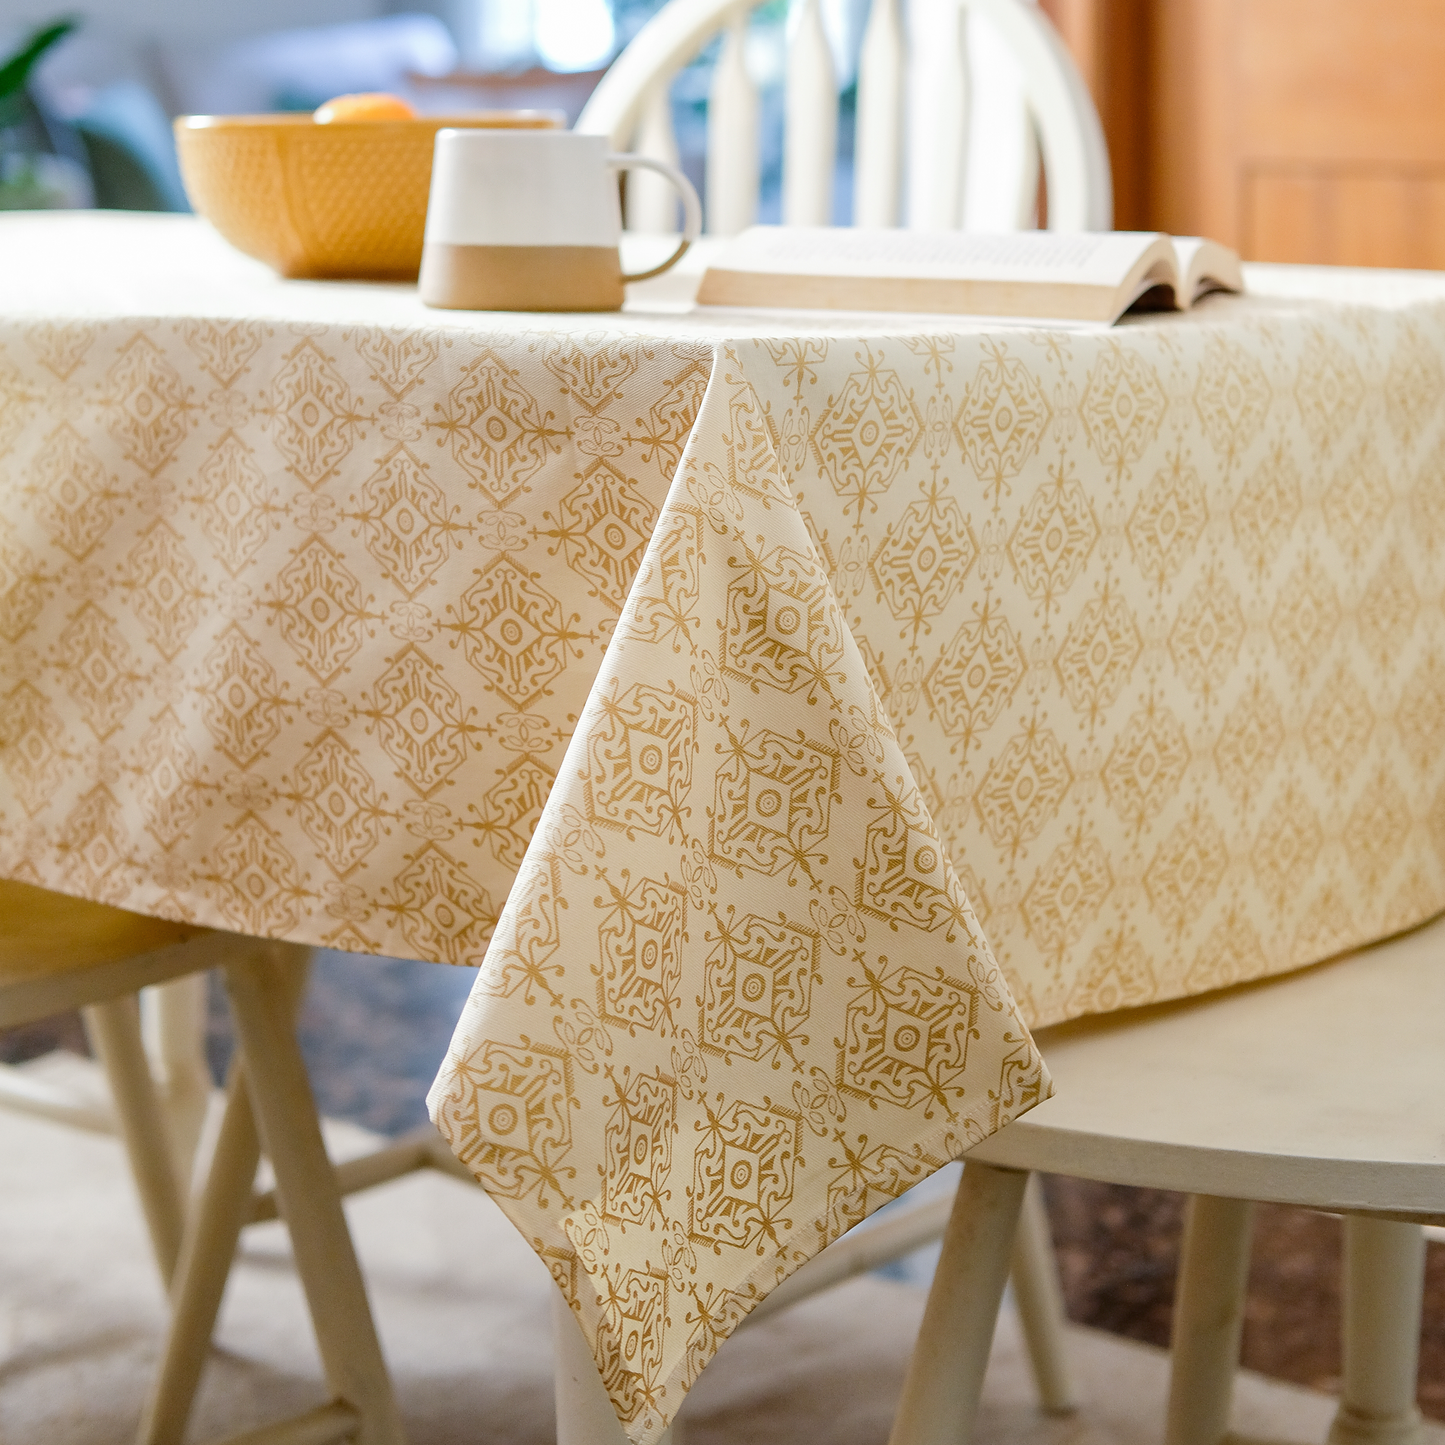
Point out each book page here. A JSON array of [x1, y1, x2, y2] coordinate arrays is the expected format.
[[711, 226, 1171, 289], [1173, 236, 1244, 304]]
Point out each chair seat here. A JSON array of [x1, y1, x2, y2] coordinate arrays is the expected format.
[[0, 879, 219, 1029], [972, 909, 1445, 1218], [0, 879, 202, 983]]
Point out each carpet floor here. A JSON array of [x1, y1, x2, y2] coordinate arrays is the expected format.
[[4, 1052, 1436, 1445]]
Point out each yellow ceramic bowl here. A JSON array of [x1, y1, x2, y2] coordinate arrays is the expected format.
[[175, 111, 562, 281]]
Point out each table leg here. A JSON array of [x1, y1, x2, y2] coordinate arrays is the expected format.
[[1326, 1217, 1426, 1445], [887, 1160, 1029, 1445], [1164, 1194, 1254, 1445]]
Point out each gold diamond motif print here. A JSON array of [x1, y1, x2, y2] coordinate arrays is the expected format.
[[101, 334, 194, 477], [0, 534, 49, 643], [123, 520, 204, 660], [550, 461, 657, 613], [59, 783, 130, 901], [264, 339, 368, 486], [57, 602, 141, 741], [266, 537, 374, 683], [386, 844, 497, 965], [137, 708, 202, 851], [809, 351, 921, 520], [475, 755, 555, 871], [190, 433, 281, 574], [924, 604, 1027, 749], [205, 816, 307, 936], [721, 544, 843, 697], [711, 725, 838, 882], [601, 1069, 675, 1226], [1129, 453, 1209, 587], [586, 682, 695, 840], [447, 558, 577, 709], [200, 624, 288, 768], [26, 424, 118, 561], [701, 911, 818, 1067], [974, 723, 1073, 858], [431, 1035, 574, 1199], [1192, 338, 1271, 465], [596, 872, 686, 1033], [443, 350, 561, 504], [1080, 344, 1167, 479], [0, 682, 70, 816], [1009, 469, 1099, 609], [839, 963, 982, 1114], [954, 341, 1051, 504], [688, 1096, 801, 1250], [870, 497, 977, 631], [354, 446, 462, 594], [284, 732, 387, 876], [363, 646, 475, 797]]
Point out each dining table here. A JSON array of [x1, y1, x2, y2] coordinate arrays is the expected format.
[[4, 210, 1445, 1445]]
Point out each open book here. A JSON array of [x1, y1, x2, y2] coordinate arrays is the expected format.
[[695, 227, 1243, 323]]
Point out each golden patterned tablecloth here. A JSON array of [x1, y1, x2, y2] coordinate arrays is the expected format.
[[7, 215, 1445, 1441]]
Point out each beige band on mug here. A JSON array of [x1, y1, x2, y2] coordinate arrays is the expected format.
[[419, 243, 625, 312]]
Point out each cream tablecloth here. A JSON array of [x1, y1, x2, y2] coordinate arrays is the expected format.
[[6, 215, 1445, 1442]]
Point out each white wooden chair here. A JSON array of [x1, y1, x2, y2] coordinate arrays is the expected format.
[[575, 0, 1112, 236], [890, 911, 1445, 1445], [0, 877, 405, 1445]]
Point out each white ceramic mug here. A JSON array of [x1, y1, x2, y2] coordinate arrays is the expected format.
[[419, 129, 702, 312]]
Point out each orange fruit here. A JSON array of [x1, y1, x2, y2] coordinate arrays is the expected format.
[[314, 93, 417, 124]]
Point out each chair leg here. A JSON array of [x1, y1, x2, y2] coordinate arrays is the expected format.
[[221, 942, 406, 1445], [141, 975, 214, 1191], [82, 995, 185, 1287], [551, 1291, 681, 1445], [1326, 1217, 1426, 1445], [136, 1047, 266, 1445], [888, 1160, 1030, 1445], [554, 1289, 628, 1445], [1164, 1194, 1254, 1445], [1008, 1174, 1077, 1414]]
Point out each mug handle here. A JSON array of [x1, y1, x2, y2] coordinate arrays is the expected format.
[[607, 153, 703, 284]]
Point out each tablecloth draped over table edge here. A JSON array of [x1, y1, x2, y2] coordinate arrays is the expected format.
[[427, 339, 1050, 1443], [5, 277, 1445, 1035], [7, 214, 1445, 1441]]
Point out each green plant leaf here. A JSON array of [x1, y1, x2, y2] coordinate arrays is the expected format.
[[0, 18, 79, 104]]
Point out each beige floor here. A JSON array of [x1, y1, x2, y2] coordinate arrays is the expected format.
[[3, 1053, 1440, 1445]]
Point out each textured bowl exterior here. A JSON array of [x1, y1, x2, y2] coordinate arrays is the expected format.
[[175, 113, 561, 280]]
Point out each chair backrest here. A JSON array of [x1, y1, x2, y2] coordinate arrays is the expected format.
[[576, 0, 1112, 236]]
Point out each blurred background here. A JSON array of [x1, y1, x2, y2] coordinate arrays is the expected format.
[[0, 0, 821, 219], [5, 0, 1438, 268]]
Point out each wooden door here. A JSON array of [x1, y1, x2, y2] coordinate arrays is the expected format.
[[1153, 0, 1445, 266]]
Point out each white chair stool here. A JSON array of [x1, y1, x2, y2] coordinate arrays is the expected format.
[[890, 911, 1445, 1445], [0, 878, 404, 1445], [575, 0, 1112, 236]]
